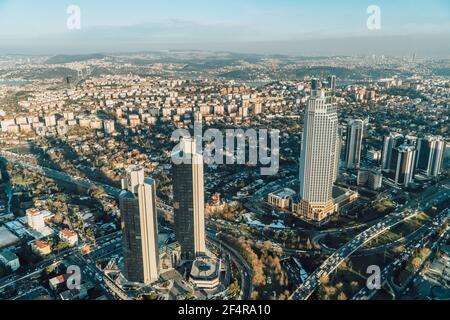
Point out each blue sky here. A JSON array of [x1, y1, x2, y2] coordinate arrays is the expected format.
[[0, 0, 449, 55]]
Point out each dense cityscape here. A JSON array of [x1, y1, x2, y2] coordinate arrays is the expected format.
[[0, 1, 449, 310], [0, 51, 449, 302]]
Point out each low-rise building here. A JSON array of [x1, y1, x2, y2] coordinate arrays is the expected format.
[[358, 168, 383, 191], [189, 256, 221, 289], [0, 250, 20, 271], [49, 274, 67, 291], [26, 208, 46, 231], [268, 188, 296, 210], [31, 240, 52, 256], [59, 282, 93, 300], [59, 229, 79, 246]]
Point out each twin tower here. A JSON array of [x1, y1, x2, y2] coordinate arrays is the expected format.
[[119, 138, 206, 285]]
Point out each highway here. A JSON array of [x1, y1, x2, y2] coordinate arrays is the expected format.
[[0, 230, 120, 293], [352, 208, 449, 300], [290, 182, 450, 300], [206, 231, 253, 300]]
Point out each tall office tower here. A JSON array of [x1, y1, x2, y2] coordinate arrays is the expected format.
[[416, 136, 446, 177], [172, 138, 206, 260], [390, 145, 416, 187], [445, 143, 450, 171], [327, 75, 336, 92], [295, 80, 339, 223], [333, 126, 343, 182], [119, 166, 159, 284], [322, 75, 340, 182], [344, 119, 364, 169], [405, 135, 418, 148], [381, 133, 404, 170]]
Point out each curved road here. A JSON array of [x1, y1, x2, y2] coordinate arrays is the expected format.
[[290, 182, 450, 300]]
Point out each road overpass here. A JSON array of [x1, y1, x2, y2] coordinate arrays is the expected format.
[[290, 183, 450, 300], [353, 208, 449, 300]]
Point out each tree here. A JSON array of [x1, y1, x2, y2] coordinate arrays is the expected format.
[[320, 274, 330, 286], [393, 245, 405, 254], [44, 265, 56, 276], [410, 257, 422, 271], [263, 241, 272, 252], [142, 292, 158, 300], [337, 292, 348, 301], [53, 212, 63, 224], [350, 281, 359, 294], [228, 282, 241, 300]]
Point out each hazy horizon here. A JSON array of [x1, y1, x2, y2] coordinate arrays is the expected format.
[[0, 0, 449, 57]]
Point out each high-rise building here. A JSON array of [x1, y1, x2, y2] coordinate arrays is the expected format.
[[327, 75, 336, 92], [382, 133, 404, 170], [416, 136, 446, 177], [405, 135, 418, 147], [445, 143, 450, 171], [172, 138, 206, 260], [390, 145, 416, 186], [294, 80, 339, 222], [119, 166, 159, 284], [344, 119, 364, 169], [333, 126, 343, 182], [357, 168, 383, 191]]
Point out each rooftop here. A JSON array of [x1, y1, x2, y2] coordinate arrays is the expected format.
[[59, 229, 77, 238], [26, 208, 41, 216], [0, 250, 19, 262], [0, 226, 20, 249], [34, 240, 50, 249], [190, 256, 221, 281], [270, 188, 296, 199]]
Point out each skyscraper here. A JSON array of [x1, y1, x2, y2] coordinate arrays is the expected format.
[[416, 136, 446, 177], [390, 145, 416, 186], [294, 80, 339, 223], [325, 75, 340, 182], [172, 138, 206, 261], [382, 133, 404, 170], [333, 126, 343, 182], [120, 166, 159, 284], [344, 119, 364, 169]]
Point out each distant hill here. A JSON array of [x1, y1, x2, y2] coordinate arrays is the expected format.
[[45, 54, 107, 64], [294, 66, 413, 80]]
